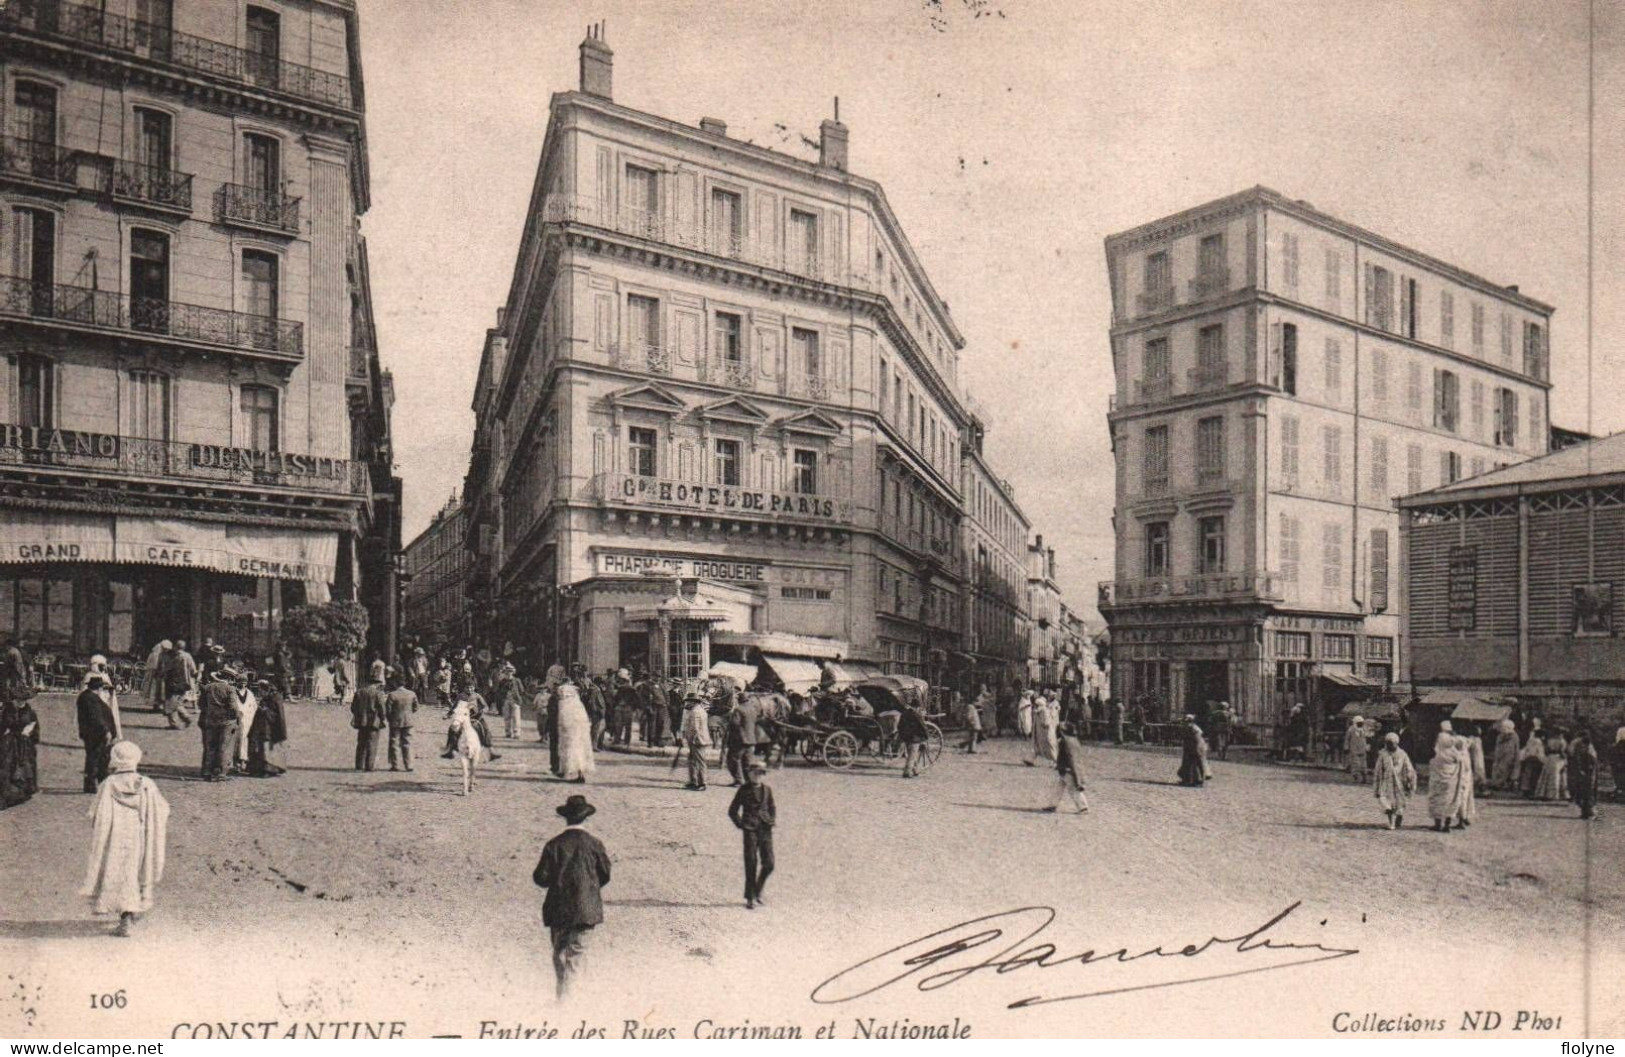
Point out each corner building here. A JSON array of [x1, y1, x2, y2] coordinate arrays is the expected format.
[[1101, 187, 1553, 729], [463, 33, 989, 684], [0, 0, 398, 660]]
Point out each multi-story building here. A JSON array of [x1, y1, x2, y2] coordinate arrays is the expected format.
[[462, 32, 994, 685], [1026, 535, 1062, 685], [402, 493, 466, 649], [0, 0, 399, 662], [1398, 432, 1625, 733], [958, 400, 1030, 692], [1100, 187, 1552, 727]]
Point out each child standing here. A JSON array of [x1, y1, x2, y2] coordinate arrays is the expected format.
[[80, 741, 169, 937], [727, 758, 776, 909]]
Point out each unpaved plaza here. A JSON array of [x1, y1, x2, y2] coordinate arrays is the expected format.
[[3, 695, 1620, 1038]]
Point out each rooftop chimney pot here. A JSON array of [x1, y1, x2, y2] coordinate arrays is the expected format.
[[579, 23, 613, 99], [699, 117, 728, 137], [819, 118, 849, 171]]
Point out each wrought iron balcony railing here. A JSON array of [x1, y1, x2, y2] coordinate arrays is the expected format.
[[711, 356, 754, 391], [0, 427, 365, 497], [0, 276, 302, 358], [0, 0, 354, 111], [348, 346, 371, 384], [215, 184, 300, 234], [794, 373, 831, 402], [0, 136, 77, 186], [1098, 571, 1284, 608], [1135, 375, 1173, 404], [609, 341, 672, 375], [110, 159, 193, 211], [1188, 267, 1231, 300]]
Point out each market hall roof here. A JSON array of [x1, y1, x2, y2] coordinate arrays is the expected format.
[[1398, 431, 1625, 506]]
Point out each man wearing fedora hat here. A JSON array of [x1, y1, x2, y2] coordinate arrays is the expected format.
[[727, 757, 776, 909], [533, 794, 612, 1000], [75, 671, 119, 793], [197, 664, 240, 781]]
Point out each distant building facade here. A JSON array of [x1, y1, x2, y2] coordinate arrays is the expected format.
[[1399, 432, 1625, 732], [1026, 535, 1062, 685], [959, 402, 1031, 692], [0, 0, 399, 662], [402, 495, 467, 648], [1101, 187, 1553, 726]]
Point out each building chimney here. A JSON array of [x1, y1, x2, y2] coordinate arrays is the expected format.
[[699, 117, 727, 136], [579, 22, 612, 99], [819, 99, 848, 171]]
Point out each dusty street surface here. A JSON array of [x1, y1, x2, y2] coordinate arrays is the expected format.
[[3, 694, 1620, 1039]]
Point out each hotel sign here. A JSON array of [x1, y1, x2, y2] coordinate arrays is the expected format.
[[603, 472, 848, 523]]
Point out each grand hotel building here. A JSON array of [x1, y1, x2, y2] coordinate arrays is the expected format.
[[1101, 187, 1552, 726], [462, 33, 1035, 687], [0, 0, 399, 662]]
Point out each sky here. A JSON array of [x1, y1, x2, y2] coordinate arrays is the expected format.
[[362, 0, 1624, 622]]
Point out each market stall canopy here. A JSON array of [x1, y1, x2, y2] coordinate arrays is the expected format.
[[823, 660, 887, 688], [1337, 699, 1404, 721], [1449, 698, 1512, 723], [707, 661, 760, 687], [1321, 671, 1384, 689], [1419, 688, 1496, 709], [759, 654, 822, 694]]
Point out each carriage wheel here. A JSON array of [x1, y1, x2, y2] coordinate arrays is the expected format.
[[798, 731, 821, 764], [922, 722, 944, 768], [822, 730, 858, 769]]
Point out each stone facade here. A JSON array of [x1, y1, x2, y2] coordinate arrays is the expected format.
[[1102, 186, 1554, 729], [402, 494, 466, 649], [0, 0, 398, 662]]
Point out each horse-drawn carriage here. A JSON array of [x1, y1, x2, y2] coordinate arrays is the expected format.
[[772, 674, 945, 770]]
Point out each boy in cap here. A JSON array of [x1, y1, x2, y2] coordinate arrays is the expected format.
[[727, 758, 776, 908], [533, 794, 611, 1000], [680, 692, 712, 790]]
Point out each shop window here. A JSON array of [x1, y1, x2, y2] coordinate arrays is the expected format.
[[1323, 634, 1355, 662], [3, 576, 73, 647], [668, 622, 705, 679]]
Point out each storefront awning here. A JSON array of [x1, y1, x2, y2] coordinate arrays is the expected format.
[[1322, 671, 1383, 689], [0, 510, 114, 563], [759, 654, 823, 694], [707, 661, 760, 687], [115, 517, 339, 583], [709, 630, 846, 658], [823, 660, 887, 689], [1451, 698, 1512, 723]]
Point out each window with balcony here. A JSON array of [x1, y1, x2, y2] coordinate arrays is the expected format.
[[17, 354, 54, 429], [123, 107, 185, 207], [240, 384, 278, 450], [1198, 516, 1226, 574], [1196, 416, 1225, 484], [1142, 250, 1172, 311], [628, 426, 657, 477], [1494, 387, 1519, 448], [1143, 424, 1169, 495], [710, 188, 742, 254], [793, 449, 818, 495], [625, 165, 659, 234], [9, 207, 56, 314], [245, 6, 282, 89], [129, 229, 170, 333], [13, 79, 57, 151], [713, 438, 740, 486], [1144, 521, 1169, 578], [129, 371, 170, 440], [1433, 368, 1459, 432], [243, 132, 280, 195]]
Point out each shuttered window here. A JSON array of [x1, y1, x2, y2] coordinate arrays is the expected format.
[[1407, 362, 1423, 415], [1440, 290, 1455, 348], [1471, 301, 1486, 354], [1323, 425, 1342, 493], [1407, 443, 1423, 494], [1523, 322, 1546, 380], [1279, 513, 1300, 586], [1324, 338, 1342, 397], [1282, 233, 1299, 290], [1370, 528, 1390, 613], [1196, 416, 1225, 483], [1433, 369, 1460, 431], [1369, 435, 1389, 499], [1365, 264, 1394, 331], [1143, 425, 1170, 494], [1321, 523, 1343, 600], [1494, 387, 1519, 447], [1471, 380, 1486, 440], [1280, 414, 1300, 485], [1371, 348, 1388, 404], [1324, 249, 1341, 307]]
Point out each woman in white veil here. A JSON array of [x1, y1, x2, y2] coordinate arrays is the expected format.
[[555, 678, 595, 784]]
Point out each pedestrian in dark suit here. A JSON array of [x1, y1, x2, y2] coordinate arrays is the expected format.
[[532, 794, 611, 1000], [727, 758, 776, 909], [349, 661, 389, 771], [197, 667, 240, 781], [384, 667, 418, 771], [76, 673, 118, 793]]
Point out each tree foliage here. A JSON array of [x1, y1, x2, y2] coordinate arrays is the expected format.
[[280, 601, 370, 660]]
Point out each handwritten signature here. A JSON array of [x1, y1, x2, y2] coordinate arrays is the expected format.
[[810, 902, 1359, 1010]]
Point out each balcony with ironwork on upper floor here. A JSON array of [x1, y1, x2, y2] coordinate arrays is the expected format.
[[216, 184, 301, 236], [1188, 267, 1231, 301], [1136, 284, 1175, 317], [606, 340, 840, 404], [1098, 571, 1284, 609], [0, 276, 303, 363], [0, 137, 194, 215], [0, 0, 355, 112]]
